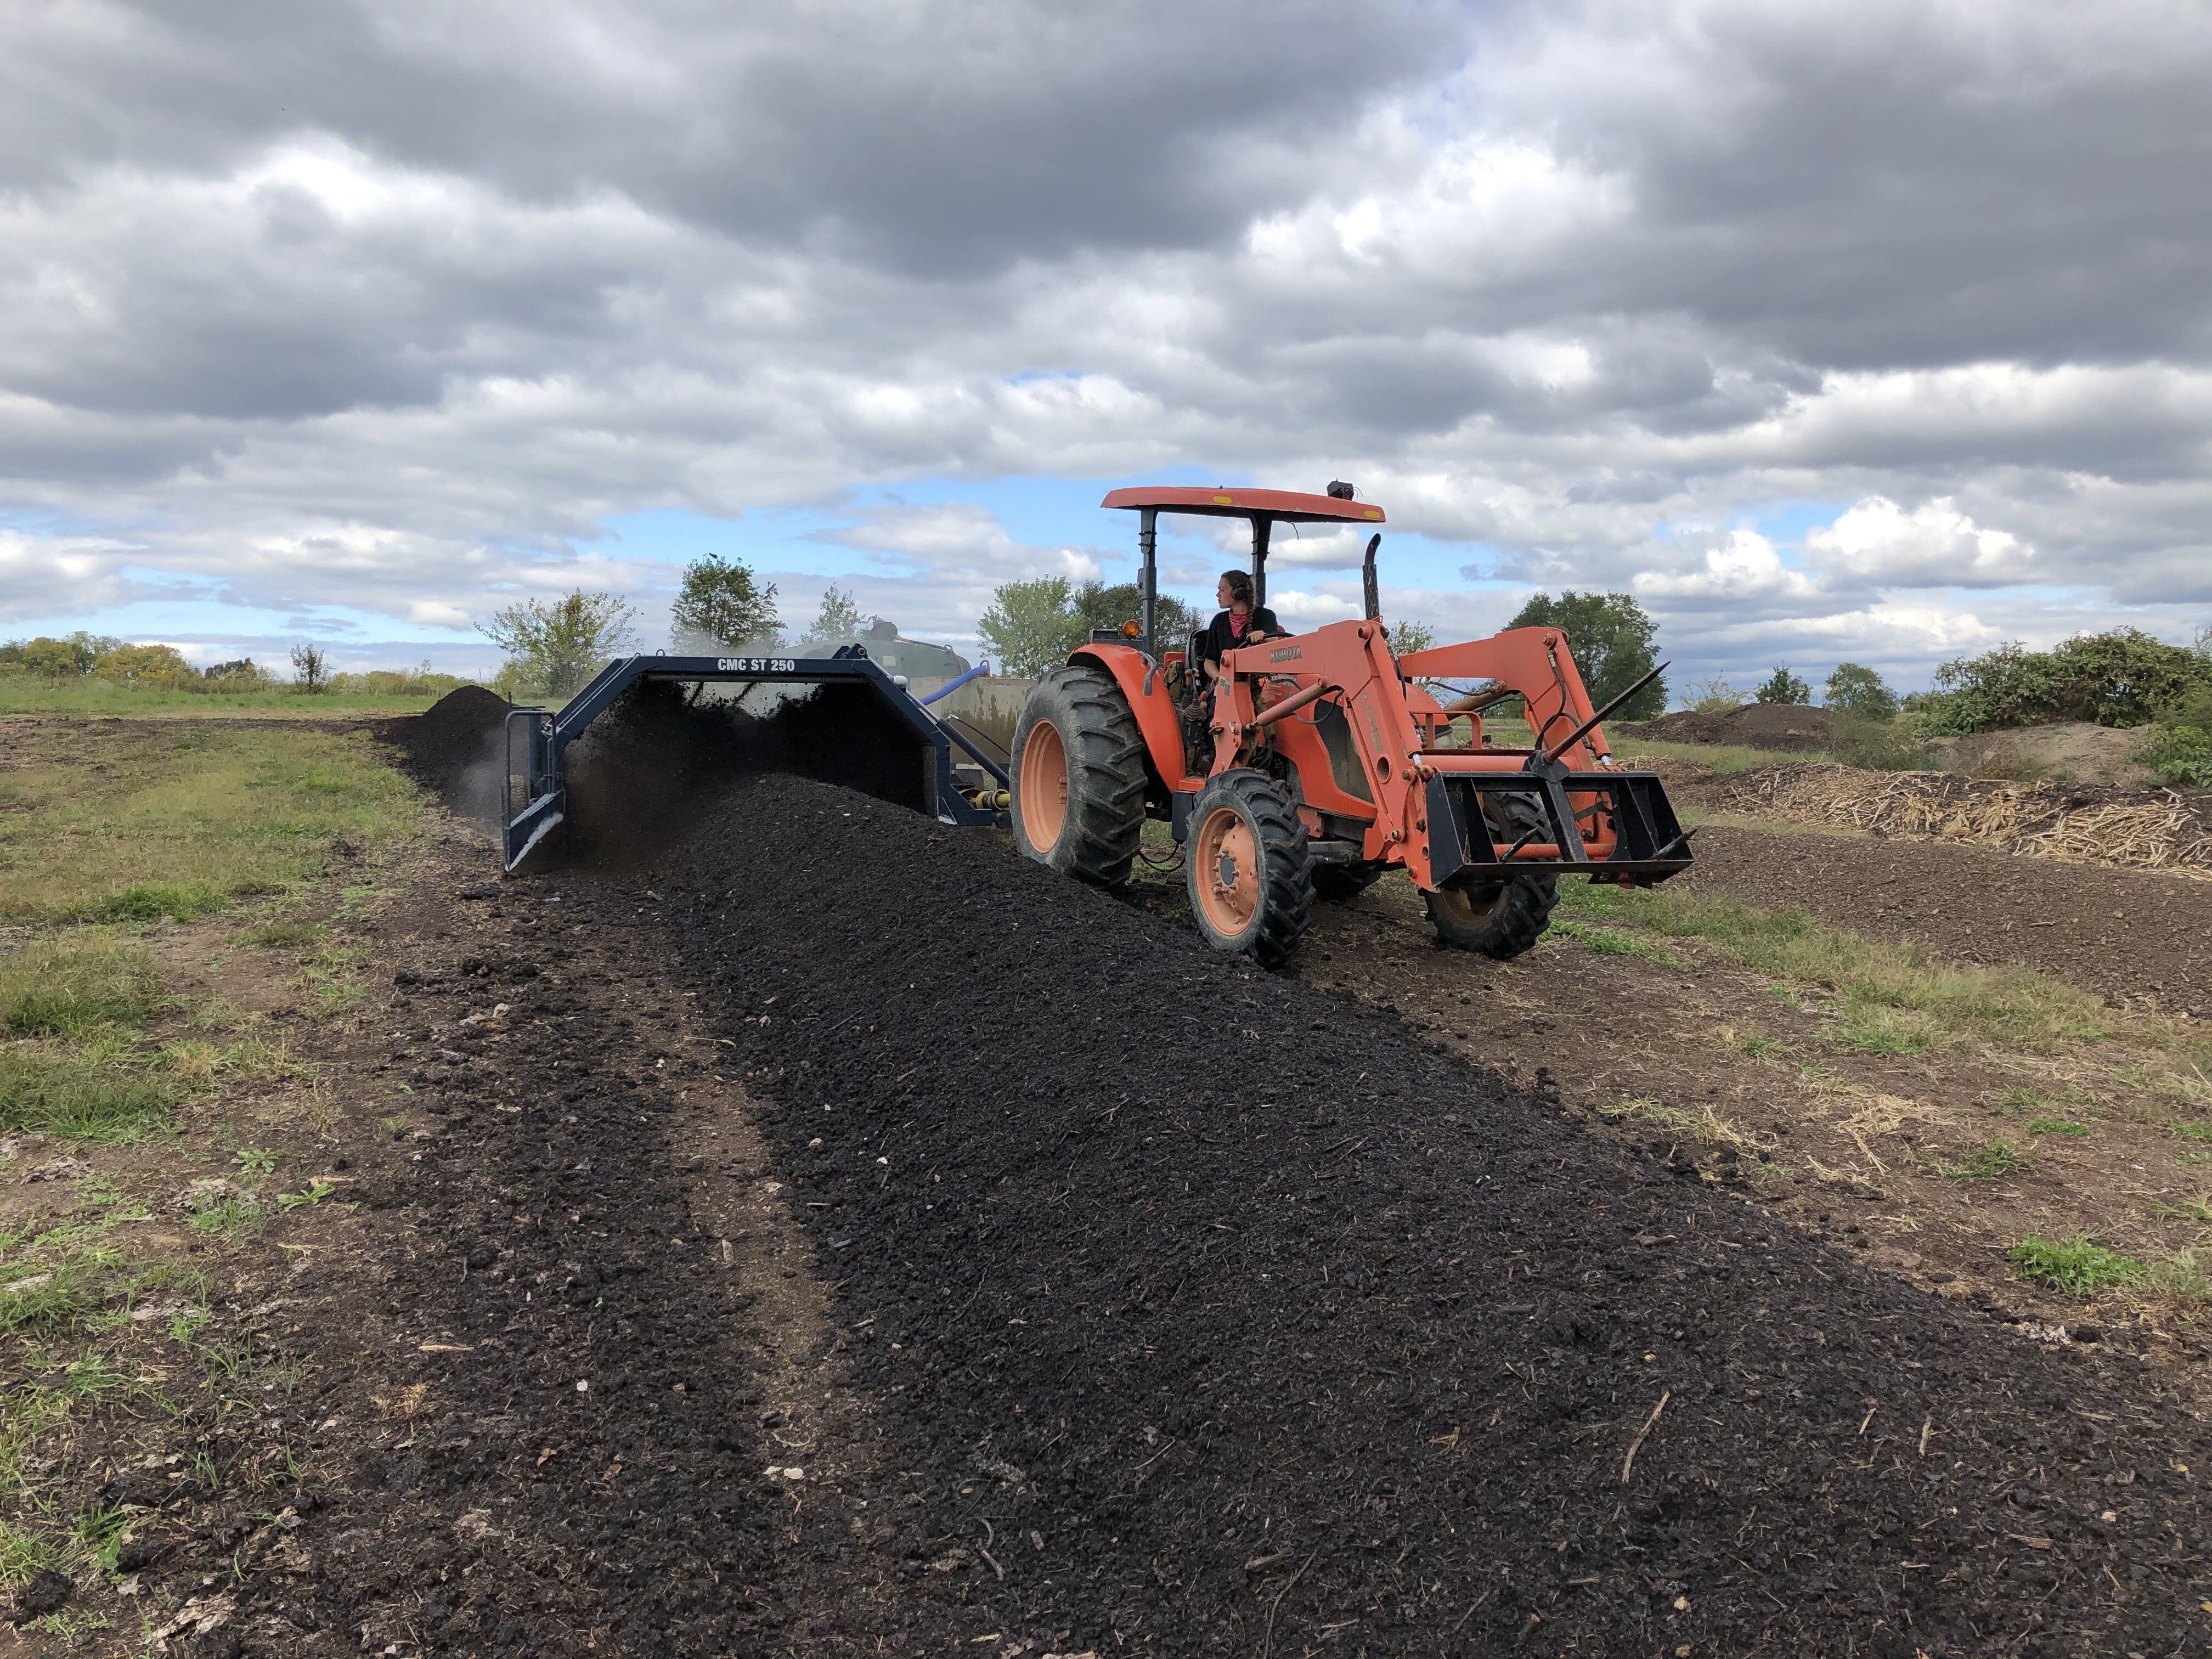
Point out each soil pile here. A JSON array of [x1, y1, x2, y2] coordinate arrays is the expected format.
[[1618, 702, 1831, 751], [376, 684, 511, 820], [563, 679, 929, 861], [640, 777, 2211, 1656]]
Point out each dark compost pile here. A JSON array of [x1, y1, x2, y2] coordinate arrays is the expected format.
[[659, 777, 2208, 1656], [375, 684, 513, 820], [1615, 703, 1832, 752]]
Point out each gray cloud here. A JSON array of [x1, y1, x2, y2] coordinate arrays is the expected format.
[[0, 0, 2207, 690]]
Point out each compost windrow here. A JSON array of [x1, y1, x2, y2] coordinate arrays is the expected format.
[[653, 775, 2210, 1657]]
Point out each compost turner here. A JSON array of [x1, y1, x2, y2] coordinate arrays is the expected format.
[[498, 649, 1008, 872]]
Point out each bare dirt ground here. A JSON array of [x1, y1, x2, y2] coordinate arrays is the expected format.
[[1280, 872, 2212, 1355], [1675, 823, 2212, 1017]]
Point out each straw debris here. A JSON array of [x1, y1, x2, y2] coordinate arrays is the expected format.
[[1725, 763, 2212, 881]]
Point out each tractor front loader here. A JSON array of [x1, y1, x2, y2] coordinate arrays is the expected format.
[[1009, 485, 1693, 968]]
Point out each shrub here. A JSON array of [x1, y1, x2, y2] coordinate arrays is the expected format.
[[1917, 629, 2212, 735], [1823, 662, 1898, 721], [2137, 684, 2212, 788], [1679, 675, 1743, 714], [1754, 667, 1810, 705], [1829, 713, 1934, 771]]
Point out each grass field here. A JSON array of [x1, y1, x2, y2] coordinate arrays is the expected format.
[[0, 679, 452, 718], [1602, 735, 1823, 772], [2, 714, 434, 1615], [0, 722, 422, 923]]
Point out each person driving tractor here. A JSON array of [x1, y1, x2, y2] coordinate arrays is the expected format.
[[1197, 570, 1283, 684]]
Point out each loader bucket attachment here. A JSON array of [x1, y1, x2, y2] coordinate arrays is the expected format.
[[1424, 766, 1690, 887], [498, 652, 1009, 873]]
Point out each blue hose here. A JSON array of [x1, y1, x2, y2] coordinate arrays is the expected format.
[[919, 662, 989, 705]]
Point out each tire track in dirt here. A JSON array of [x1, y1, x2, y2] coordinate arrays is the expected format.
[[270, 873, 827, 1656], [641, 777, 2212, 1657]]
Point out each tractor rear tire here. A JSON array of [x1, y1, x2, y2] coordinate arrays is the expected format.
[[1424, 793, 1558, 960], [1010, 666, 1148, 886], [1184, 770, 1312, 968], [1311, 860, 1385, 901]]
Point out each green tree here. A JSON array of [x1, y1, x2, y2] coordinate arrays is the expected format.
[[1505, 591, 1666, 718], [99, 644, 196, 683], [480, 590, 640, 699], [1754, 665, 1811, 705], [979, 577, 1086, 676], [671, 554, 781, 650], [1822, 662, 1897, 721], [289, 642, 329, 693], [7, 632, 117, 676], [798, 584, 871, 652], [1073, 581, 1201, 651], [1387, 619, 1437, 656]]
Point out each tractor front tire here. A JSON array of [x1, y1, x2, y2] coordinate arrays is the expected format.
[[1010, 666, 1148, 886], [1184, 770, 1312, 968], [1424, 877, 1557, 960], [1424, 792, 1558, 960], [1311, 860, 1385, 902]]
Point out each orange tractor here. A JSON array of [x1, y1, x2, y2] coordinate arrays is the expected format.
[[1008, 484, 1692, 967]]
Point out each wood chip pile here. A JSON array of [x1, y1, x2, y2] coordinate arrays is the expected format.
[[1723, 763, 2212, 880]]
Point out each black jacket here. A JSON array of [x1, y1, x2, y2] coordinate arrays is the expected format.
[[1195, 606, 1284, 670]]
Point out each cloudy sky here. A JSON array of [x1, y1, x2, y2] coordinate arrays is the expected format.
[[3, 0, 2207, 693]]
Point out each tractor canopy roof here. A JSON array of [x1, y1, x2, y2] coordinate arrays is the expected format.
[[1100, 486, 1385, 524]]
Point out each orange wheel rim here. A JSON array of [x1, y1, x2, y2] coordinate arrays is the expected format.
[[1021, 720, 1069, 845], [1194, 805, 1259, 936]]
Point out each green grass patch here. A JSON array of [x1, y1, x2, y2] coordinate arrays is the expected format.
[[1934, 1139, 2035, 1181], [0, 1045, 180, 1139], [1602, 736, 1819, 773], [187, 1197, 265, 1240], [244, 919, 326, 949], [0, 1519, 61, 1585], [87, 881, 227, 923], [1548, 918, 1683, 967], [0, 723, 424, 924], [2026, 1116, 2091, 1138], [2145, 1248, 2212, 1303], [1554, 879, 2113, 1053], [0, 944, 160, 1037], [2152, 1193, 2212, 1225], [2171, 1124, 2212, 1144], [2010, 1235, 2144, 1295], [1826, 1002, 1945, 1056]]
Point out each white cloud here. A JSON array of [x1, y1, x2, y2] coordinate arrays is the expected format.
[[1804, 496, 2031, 586]]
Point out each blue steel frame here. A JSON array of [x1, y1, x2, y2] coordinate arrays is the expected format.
[[498, 651, 1011, 872]]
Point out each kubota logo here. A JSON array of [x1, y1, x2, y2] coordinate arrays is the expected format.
[[1269, 646, 1302, 662]]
